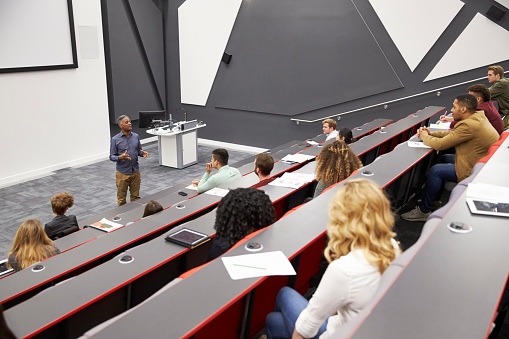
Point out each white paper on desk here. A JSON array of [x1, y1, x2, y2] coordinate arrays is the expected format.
[[429, 122, 451, 130], [467, 183, 509, 202], [185, 184, 198, 190], [306, 140, 319, 146], [89, 218, 124, 232], [204, 187, 229, 197], [281, 153, 315, 164], [269, 172, 315, 189], [221, 251, 296, 280], [408, 141, 432, 149]]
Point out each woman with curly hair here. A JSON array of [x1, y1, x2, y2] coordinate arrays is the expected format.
[[265, 179, 399, 339], [44, 192, 79, 240], [7, 219, 61, 272], [206, 187, 276, 262], [313, 140, 363, 198]]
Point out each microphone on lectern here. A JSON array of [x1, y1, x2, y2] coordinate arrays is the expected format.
[[179, 107, 188, 122]]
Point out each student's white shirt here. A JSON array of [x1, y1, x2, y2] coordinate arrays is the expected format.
[[295, 239, 399, 339], [325, 130, 338, 141]]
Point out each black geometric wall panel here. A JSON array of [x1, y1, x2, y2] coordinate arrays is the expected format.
[[214, 0, 403, 115]]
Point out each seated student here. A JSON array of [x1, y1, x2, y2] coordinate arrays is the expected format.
[[313, 141, 362, 198], [193, 148, 241, 193], [252, 153, 276, 189], [265, 179, 400, 339], [206, 188, 276, 262], [402, 94, 499, 221], [322, 118, 338, 141], [440, 84, 504, 135], [7, 219, 61, 272], [142, 200, 163, 218], [44, 192, 79, 240], [336, 127, 355, 144]]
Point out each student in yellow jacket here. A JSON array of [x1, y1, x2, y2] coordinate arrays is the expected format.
[[402, 94, 499, 221]]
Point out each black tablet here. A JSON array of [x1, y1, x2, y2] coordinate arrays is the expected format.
[[165, 228, 210, 248]]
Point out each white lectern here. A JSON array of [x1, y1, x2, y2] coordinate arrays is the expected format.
[[147, 120, 206, 169]]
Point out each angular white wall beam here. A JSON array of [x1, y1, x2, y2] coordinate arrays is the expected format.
[[369, 0, 463, 72], [179, 0, 242, 106], [425, 13, 509, 82]]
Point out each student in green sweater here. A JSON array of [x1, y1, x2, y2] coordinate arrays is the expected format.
[[193, 148, 241, 193]]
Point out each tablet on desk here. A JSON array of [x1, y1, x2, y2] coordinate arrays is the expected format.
[[165, 228, 210, 248]]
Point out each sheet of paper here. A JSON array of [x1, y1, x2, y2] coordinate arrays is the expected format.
[[90, 218, 124, 232], [185, 184, 198, 190], [467, 183, 509, 203], [221, 251, 296, 280], [204, 187, 229, 197], [408, 141, 432, 149], [269, 172, 316, 189], [306, 140, 319, 146], [281, 153, 315, 164], [429, 122, 452, 130]]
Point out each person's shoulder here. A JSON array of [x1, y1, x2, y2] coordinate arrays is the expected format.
[[111, 131, 124, 140], [229, 166, 241, 175]]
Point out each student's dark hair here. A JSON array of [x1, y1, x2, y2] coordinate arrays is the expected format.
[[488, 65, 504, 78], [467, 84, 491, 103], [50, 192, 74, 215], [456, 94, 478, 113], [214, 188, 276, 247], [339, 128, 354, 144], [255, 153, 274, 176], [143, 200, 163, 218], [212, 148, 229, 166], [315, 141, 363, 185]]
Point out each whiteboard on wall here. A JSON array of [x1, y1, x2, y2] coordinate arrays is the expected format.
[[0, 0, 78, 73]]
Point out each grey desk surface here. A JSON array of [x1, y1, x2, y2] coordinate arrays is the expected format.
[[306, 118, 392, 144], [352, 118, 392, 139], [351, 136, 509, 338], [300, 106, 443, 158], [0, 142, 318, 313], [81, 140, 435, 339], [58, 143, 312, 252], [349, 106, 444, 156], [3, 179, 301, 338]]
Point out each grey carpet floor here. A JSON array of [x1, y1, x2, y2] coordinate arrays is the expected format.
[[0, 142, 253, 259]]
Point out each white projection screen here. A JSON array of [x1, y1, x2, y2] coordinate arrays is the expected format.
[[0, 0, 78, 73]]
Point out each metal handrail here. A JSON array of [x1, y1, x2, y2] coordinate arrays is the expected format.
[[291, 72, 507, 125]]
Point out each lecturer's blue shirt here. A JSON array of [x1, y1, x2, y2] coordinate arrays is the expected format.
[[109, 131, 144, 174]]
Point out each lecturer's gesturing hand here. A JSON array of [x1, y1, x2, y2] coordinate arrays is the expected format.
[[141, 150, 148, 158], [119, 150, 131, 161], [205, 162, 213, 174]]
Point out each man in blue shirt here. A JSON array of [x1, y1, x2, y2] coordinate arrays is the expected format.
[[110, 115, 148, 206]]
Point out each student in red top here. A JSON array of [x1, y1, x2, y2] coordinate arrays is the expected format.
[[440, 84, 504, 135], [252, 153, 276, 189]]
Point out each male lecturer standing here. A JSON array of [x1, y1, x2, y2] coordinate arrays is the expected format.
[[110, 115, 148, 206]]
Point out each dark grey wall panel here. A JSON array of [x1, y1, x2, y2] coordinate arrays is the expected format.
[[129, 0, 166, 106], [159, 0, 509, 148], [103, 0, 165, 122], [213, 0, 403, 115]]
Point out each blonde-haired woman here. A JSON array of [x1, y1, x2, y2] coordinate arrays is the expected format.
[[265, 179, 399, 339], [7, 219, 61, 272]]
